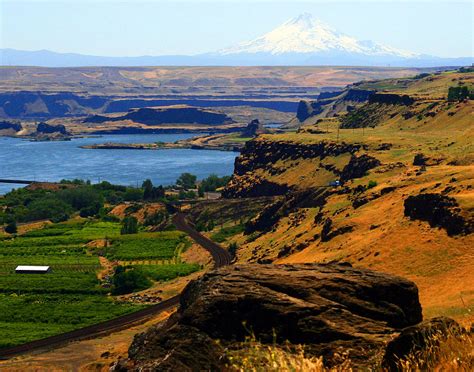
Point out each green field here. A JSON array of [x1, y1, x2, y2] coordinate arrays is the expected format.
[[0, 219, 199, 348]]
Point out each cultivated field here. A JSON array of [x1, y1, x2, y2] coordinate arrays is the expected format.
[[0, 219, 198, 348]]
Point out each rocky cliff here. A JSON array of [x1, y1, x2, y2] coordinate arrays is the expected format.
[[84, 106, 234, 126], [295, 88, 374, 123], [222, 138, 372, 198], [0, 120, 22, 133]]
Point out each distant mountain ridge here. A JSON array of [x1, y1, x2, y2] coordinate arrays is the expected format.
[[1, 13, 472, 67]]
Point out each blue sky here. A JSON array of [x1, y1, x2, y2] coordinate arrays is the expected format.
[[1, 0, 472, 57]]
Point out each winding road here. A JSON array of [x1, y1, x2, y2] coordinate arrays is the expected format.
[[0, 213, 231, 360]]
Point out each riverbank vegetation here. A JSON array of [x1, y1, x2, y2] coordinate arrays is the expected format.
[[0, 173, 231, 228]]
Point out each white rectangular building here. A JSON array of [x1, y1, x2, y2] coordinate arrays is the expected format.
[[15, 265, 51, 274]]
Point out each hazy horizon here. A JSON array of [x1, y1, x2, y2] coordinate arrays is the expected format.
[[1, 0, 473, 59]]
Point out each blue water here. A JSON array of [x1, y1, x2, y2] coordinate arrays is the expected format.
[[0, 134, 239, 194]]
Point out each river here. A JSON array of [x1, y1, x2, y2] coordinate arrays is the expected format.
[[0, 134, 239, 194]]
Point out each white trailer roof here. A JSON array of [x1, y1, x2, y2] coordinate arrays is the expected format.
[[15, 265, 50, 271]]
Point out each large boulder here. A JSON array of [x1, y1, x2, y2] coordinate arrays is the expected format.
[[116, 263, 422, 370]]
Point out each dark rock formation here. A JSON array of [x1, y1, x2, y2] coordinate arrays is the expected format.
[[296, 100, 324, 121], [413, 153, 443, 166], [84, 106, 234, 126], [0, 92, 106, 118], [223, 139, 361, 198], [240, 119, 263, 137], [383, 317, 465, 371], [340, 154, 381, 181], [369, 93, 415, 105], [0, 120, 22, 132], [36, 122, 68, 135], [245, 188, 328, 234], [344, 88, 375, 102], [222, 177, 289, 198], [404, 193, 473, 236], [295, 89, 373, 122], [116, 264, 422, 370], [320, 217, 354, 241]]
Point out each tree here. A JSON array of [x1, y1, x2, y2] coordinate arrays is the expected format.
[[448, 86, 470, 102], [121, 216, 138, 235], [228, 241, 238, 258], [142, 179, 154, 200], [198, 186, 205, 198], [58, 187, 104, 211], [5, 220, 17, 234], [200, 174, 231, 192], [112, 266, 151, 294], [176, 173, 197, 190], [26, 197, 73, 222]]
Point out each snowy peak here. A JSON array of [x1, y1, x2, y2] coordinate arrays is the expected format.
[[219, 13, 419, 59]]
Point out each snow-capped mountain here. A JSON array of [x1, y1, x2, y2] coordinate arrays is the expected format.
[[1, 13, 471, 67], [219, 13, 419, 59]]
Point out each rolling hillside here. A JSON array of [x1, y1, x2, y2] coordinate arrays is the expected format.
[[218, 68, 474, 324]]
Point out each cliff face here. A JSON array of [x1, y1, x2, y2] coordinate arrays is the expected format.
[[84, 106, 234, 126], [223, 138, 363, 198], [0, 92, 107, 118], [36, 122, 68, 135], [295, 88, 374, 123], [0, 120, 22, 132], [369, 93, 415, 105]]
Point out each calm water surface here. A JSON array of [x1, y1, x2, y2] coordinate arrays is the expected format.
[[0, 134, 239, 194]]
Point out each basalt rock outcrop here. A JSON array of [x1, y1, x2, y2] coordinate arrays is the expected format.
[[223, 139, 362, 198], [413, 153, 444, 166], [340, 154, 381, 181], [0, 92, 107, 118], [36, 122, 69, 135], [369, 93, 415, 106], [295, 89, 374, 122], [0, 120, 22, 131], [115, 263, 423, 370], [404, 193, 473, 236], [245, 188, 328, 234], [84, 106, 234, 126], [240, 119, 264, 137], [296, 100, 324, 121]]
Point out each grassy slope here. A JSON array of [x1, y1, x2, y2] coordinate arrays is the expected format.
[[228, 71, 474, 324]]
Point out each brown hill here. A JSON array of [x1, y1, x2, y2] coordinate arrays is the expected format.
[[217, 69, 474, 324]]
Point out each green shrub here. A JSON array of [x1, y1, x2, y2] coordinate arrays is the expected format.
[[211, 224, 245, 243], [26, 198, 72, 222], [112, 266, 151, 295], [121, 216, 138, 235], [135, 263, 200, 282], [367, 180, 378, 189], [199, 174, 231, 192], [228, 242, 238, 257], [144, 210, 168, 226]]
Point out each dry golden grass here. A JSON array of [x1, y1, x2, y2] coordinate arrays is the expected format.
[[395, 328, 474, 372], [226, 328, 474, 372]]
